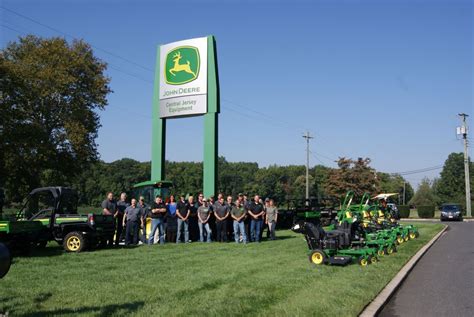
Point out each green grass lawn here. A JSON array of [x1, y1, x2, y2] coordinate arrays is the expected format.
[[1, 223, 443, 317]]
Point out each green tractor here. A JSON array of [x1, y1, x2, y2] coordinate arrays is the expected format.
[[132, 180, 173, 205]]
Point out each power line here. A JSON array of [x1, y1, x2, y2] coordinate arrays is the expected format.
[[0, 6, 154, 73], [389, 165, 443, 176]]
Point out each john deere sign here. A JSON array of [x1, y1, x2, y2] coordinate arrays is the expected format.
[[159, 37, 208, 118], [151, 36, 220, 197]]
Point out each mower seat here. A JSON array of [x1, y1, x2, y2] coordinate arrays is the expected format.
[[326, 230, 351, 247]]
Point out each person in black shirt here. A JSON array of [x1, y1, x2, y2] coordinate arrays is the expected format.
[[116, 192, 129, 245], [149, 196, 166, 245], [176, 195, 190, 243], [248, 195, 265, 243], [214, 196, 230, 242], [101, 192, 117, 246], [138, 196, 149, 244]]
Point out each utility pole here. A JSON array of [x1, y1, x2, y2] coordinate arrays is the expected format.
[[403, 181, 406, 205], [302, 131, 314, 206], [458, 113, 471, 217]]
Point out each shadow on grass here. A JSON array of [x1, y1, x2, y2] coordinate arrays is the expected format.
[[18, 301, 145, 317]]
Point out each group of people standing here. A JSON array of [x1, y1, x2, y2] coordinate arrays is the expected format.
[[101, 192, 278, 246]]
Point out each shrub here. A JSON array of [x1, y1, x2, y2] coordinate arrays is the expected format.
[[398, 205, 410, 218], [417, 205, 435, 218]]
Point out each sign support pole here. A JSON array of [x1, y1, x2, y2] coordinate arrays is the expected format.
[[203, 36, 219, 197], [151, 47, 165, 181]]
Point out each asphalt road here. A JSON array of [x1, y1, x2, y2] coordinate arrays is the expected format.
[[379, 221, 474, 317]]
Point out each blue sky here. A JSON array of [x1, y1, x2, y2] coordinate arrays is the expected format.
[[1, 0, 472, 188]]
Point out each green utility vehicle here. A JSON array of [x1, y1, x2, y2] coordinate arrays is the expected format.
[[11, 187, 115, 252], [0, 217, 44, 251]]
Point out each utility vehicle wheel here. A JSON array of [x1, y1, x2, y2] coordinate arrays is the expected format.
[[377, 249, 385, 257], [397, 236, 404, 244], [358, 256, 369, 267], [63, 232, 86, 252], [309, 250, 326, 265]]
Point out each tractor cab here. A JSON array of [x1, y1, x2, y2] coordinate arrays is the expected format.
[[132, 180, 174, 205]]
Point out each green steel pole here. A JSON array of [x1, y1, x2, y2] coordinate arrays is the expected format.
[[151, 46, 165, 181], [203, 36, 219, 198]]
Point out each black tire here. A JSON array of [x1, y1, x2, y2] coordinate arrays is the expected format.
[[63, 231, 86, 252]]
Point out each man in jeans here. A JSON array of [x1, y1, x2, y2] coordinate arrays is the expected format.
[[123, 198, 144, 246], [149, 196, 166, 245], [197, 198, 212, 242], [248, 195, 264, 243], [176, 195, 190, 243], [231, 199, 247, 244]]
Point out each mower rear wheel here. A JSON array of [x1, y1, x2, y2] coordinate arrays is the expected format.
[[371, 256, 378, 263], [358, 256, 369, 267], [404, 235, 410, 242], [397, 236, 404, 244], [377, 249, 385, 257], [409, 232, 416, 240], [309, 250, 326, 265]]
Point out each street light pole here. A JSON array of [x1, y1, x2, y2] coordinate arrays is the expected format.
[[458, 113, 471, 217], [302, 131, 313, 206]]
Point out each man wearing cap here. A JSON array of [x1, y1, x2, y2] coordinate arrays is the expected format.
[[197, 198, 212, 242], [231, 199, 247, 244], [116, 192, 129, 246], [123, 198, 144, 246], [149, 196, 167, 245], [248, 195, 265, 243]]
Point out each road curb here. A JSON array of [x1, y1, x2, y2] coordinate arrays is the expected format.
[[359, 225, 448, 317], [400, 218, 473, 222]]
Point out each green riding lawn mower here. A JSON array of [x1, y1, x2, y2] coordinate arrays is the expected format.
[[292, 191, 419, 266]]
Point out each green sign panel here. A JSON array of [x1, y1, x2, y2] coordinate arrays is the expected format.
[[164, 46, 200, 85]]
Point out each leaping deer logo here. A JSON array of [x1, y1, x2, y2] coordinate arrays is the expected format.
[[169, 51, 196, 77]]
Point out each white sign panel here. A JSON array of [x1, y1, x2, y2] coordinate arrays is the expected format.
[[159, 37, 208, 118]]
